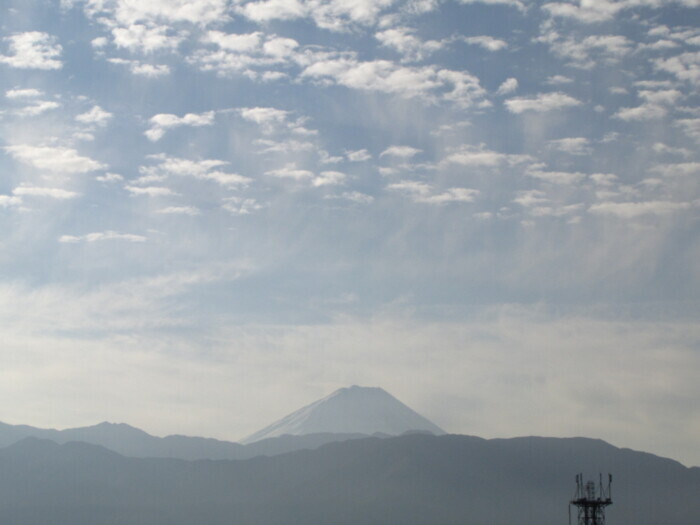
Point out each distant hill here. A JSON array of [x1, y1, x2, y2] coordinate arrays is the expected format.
[[1, 433, 699, 525], [242, 385, 445, 443], [0, 420, 369, 460]]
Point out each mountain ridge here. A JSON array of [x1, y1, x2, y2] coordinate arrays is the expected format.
[[1, 433, 699, 525]]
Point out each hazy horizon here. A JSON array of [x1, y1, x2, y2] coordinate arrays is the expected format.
[[1, 0, 699, 467]]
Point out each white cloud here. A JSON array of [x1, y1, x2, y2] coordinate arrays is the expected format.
[[614, 88, 683, 121], [346, 149, 372, 162], [336, 191, 374, 204], [301, 58, 486, 107], [4, 145, 106, 173], [651, 162, 700, 177], [254, 138, 315, 154], [545, 75, 573, 85], [0, 32, 62, 70], [388, 180, 479, 204], [156, 206, 201, 215], [108, 58, 171, 76], [676, 118, 700, 143], [111, 23, 183, 53], [654, 52, 700, 85], [76, 105, 113, 127], [589, 200, 693, 218], [513, 189, 548, 207], [548, 137, 592, 155], [204, 31, 262, 52], [12, 186, 79, 199], [125, 185, 177, 196], [312, 171, 346, 186], [145, 111, 215, 141], [16, 101, 61, 116], [96, 172, 124, 183], [505, 92, 581, 113], [59, 231, 147, 243], [652, 143, 692, 157], [540, 31, 633, 69], [444, 145, 532, 167], [237, 0, 307, 23], [5, 88, 43, 99], [590, 173, 618, 186], [542, 1, 625, 23], [265, 165, 314, 180], [239, 106, 289, 133], [223, 196, 263, 215], [85, 0, 231, 26], [462, 36, 508, 51], [419, 187, 479, 204], [496, 77, 518, 96], [456, 0, 524, 8], [375, 27, 445, 62], [530, 203, 584, 217], [526, 167, 586, 184], [0, 195, 23, 207], [614, 104, 667, 121], [191, 31, 299, 77], [380, 145, 422, 158], [140, 156, 251, 187]]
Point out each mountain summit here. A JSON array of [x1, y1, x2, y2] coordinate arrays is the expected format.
[[242, 386, 445, 444]]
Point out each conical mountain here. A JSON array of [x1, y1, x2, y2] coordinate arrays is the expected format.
[[242, 385, 445, 444]]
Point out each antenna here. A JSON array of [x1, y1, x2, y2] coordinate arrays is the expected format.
[[569, 473, 613, 525]]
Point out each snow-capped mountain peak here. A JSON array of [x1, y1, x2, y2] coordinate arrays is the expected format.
[[241, 385, 445, 444]]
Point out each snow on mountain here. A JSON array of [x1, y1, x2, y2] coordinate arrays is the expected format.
[[242, 385, 445, 444]]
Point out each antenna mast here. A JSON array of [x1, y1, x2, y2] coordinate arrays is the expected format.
[[569, 473, 613, 525]]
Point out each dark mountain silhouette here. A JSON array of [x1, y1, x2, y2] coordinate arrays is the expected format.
[[1, 434, 699, 525]]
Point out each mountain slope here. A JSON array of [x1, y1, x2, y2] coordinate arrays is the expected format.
[[1, 434, 699, 525], [242, 385, 444, 444]]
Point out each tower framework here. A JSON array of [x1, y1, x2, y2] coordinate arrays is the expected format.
[[569, 473, 612, 525]]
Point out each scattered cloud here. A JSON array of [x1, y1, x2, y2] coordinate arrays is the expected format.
[[462, 36, 508, 51], [16, 100, 61, 116], [265, 165, 314, 180], [157, 206, 201, 216], [76, 105, 114, 127], [496, 77, 518, 96], [589, 200, 693, 218], [376, 27, 445, 62], [548, 137, 592, 155], [504, 92, 581, 113], [4, 145, 106, 173], [388, 180, 479, 204], [444, 145, 532, 167], [125, 185, 178, 196], [12, 186, 79, 199], [0, 32, 62, 70], [312, 171, 346, 186], [108, 58, 171, 77], [145, 111, 215, 141], [5, 88, 43, 99], [380, 145, 422, 158], [59, 231, 147, 243]]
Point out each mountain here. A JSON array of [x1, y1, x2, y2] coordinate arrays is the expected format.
[[0, 420, 369, 460], [1, 433, 699, 525], [242, 385, 445, 444]]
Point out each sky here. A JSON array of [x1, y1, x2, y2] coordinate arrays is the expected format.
[[1, 0, 699, 466]]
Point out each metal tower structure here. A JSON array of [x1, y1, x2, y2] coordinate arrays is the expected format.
[[569, 473, 613, 525]]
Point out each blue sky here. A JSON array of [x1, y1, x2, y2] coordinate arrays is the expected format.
[[1, 0, 700, 465]]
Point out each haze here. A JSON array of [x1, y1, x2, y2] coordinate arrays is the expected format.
[[0, 0, 699, 467]]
